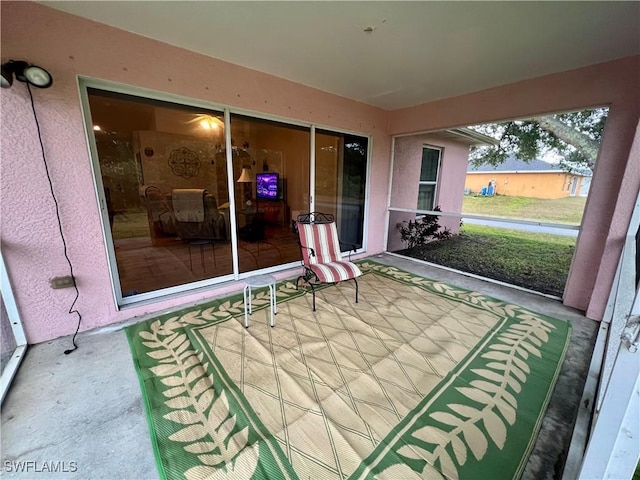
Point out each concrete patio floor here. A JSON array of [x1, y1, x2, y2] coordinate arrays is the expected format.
[[0, 253, 598, 479]]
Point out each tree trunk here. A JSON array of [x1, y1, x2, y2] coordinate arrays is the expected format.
[[531, 116, 600, 169]]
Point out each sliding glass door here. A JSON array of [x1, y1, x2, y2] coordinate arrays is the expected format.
[[315, 130, 368, 250], [82, 81, 368, 304], [229, 114, 310, 273], [85, 88, 233, 297]]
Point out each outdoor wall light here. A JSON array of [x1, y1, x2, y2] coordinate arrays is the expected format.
[[1, 60, 53, 89]]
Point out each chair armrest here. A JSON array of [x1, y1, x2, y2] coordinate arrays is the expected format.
[[297, 241, 315, 258]]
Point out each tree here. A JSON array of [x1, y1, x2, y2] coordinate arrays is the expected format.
[[468, 108, 608, 173]]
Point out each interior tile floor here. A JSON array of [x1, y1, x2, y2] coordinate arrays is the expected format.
[[115, 227, 302, 295], [0, 253, 598, 479]]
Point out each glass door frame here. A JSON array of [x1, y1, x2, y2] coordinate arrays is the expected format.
[[310, 126, 372, 252], [78, 77, 371, 308], [79, 77, 241, 307]]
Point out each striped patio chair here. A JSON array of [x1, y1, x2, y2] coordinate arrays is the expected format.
[[295, 212, 361, 311]]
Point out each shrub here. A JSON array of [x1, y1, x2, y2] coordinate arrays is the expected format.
[[398, 207, 452, 249]]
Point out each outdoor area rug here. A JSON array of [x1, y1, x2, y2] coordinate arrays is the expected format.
[[126, 260, 571, 480]]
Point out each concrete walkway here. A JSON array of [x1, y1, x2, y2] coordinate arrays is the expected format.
[[0, 253, 598, 479]]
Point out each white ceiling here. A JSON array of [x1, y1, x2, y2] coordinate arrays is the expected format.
[[44, 1, 640, 110]]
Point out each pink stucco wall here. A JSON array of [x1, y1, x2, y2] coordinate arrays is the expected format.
[[425, 133, 471, 219], [1, 2, 637, 344], [0, 2, 390, 343], [387, 133, 471, 251], [388, 56, 640, 320]]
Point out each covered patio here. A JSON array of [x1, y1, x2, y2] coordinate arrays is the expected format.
[[2, 254, 598, 479], [1, 1, 639, 478]]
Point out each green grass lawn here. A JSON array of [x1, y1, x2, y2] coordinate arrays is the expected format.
[[462, 195, 586, 225], [396, 224, 576, 297]]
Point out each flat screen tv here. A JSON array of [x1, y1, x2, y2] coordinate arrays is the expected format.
[[256, 172, 279, 200]]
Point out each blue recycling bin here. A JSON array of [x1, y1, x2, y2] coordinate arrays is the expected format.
[[488, 185, 495, 196], [481, 187, 487, 196]]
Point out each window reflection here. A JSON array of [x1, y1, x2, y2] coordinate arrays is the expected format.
[[87, 89, 231, 296], [85, 87, 367, 301], [315, 131, 368, 250], [230, 115, 310, 273]]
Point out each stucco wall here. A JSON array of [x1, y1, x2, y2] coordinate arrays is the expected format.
[[0, 2, 390, 343], [388, 56, 640, 320], [387, 133, 470, 251], [429, 135, 471, 221], [1, 2, 637, 344], [465, 172, 582, 199]]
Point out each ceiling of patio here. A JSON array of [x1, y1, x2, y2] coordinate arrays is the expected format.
[[44, 1, 640, 110]]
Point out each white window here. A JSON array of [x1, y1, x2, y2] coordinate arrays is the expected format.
[[417, 146, 441, 211]]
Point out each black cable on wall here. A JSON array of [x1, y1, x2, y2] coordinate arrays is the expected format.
[[26, 83, 82, 354]]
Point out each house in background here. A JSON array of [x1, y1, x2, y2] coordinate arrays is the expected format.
[[387, 128, 497, 251], [466, 156, 592, 199]]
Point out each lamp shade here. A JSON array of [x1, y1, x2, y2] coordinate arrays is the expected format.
[[237, 167, 252, 183]]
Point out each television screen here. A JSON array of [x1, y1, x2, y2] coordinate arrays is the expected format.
[[256, 172, 279, 200]]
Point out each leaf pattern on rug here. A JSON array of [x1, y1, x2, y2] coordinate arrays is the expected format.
[[139, 311, 259, 480], [378, 460, 442, 479], [128, 261, 570, 480], [184, 444, 260, 480], [372, 312, 556, 480], [359, 262, 524, 321]]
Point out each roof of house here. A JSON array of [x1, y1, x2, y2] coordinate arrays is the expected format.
[[441, 128, 500, 146], [468, 156, 592, 176]]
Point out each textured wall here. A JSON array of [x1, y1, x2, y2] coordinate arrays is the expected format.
[[424, 134, 472, 224], [390, 134, 471, 210], [2, 2, 637, 345], [0, 1, 390, 343], [388, 134, 471, 250]]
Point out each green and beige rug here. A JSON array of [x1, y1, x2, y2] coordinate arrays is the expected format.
[[126, 261, 571, 480]]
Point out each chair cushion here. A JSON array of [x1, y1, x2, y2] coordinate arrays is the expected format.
[[298, 223, 342, 265], [309, 261, 362, 283]]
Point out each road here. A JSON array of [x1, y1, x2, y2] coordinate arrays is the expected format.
[[462, 217, 579, 237]]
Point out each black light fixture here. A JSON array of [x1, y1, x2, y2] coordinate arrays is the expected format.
[[1, 60, 53, 89]]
